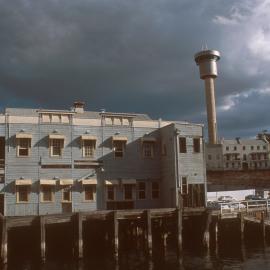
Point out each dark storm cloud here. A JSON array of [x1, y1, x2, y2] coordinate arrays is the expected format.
[[0, 0, 270, 138]]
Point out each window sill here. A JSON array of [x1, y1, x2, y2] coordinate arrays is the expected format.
[[61, 201, 72, 203], [16, 201, 30, 204]]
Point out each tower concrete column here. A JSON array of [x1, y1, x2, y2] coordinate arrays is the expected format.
[[204, 77, 217, 144], [194, 50, 220, 145]]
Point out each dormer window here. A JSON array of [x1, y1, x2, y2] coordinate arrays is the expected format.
[[40, 113, 71, 124], [102, 113, 134, 127]]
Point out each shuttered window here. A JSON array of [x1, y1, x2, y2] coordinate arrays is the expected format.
[[193, 138, 200, 153], [179, 137, 187, 153]]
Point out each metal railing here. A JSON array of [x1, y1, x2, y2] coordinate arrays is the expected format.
[[219, 199, 270, 216]]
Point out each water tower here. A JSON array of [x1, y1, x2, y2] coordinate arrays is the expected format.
[[194, 50, 220, 144]]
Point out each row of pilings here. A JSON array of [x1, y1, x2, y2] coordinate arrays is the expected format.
[[1, 209, 270, 266]]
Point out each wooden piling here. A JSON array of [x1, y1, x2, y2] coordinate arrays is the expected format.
[[238, 212, 245, 241], [0, 217, 7, 264], [145, 210, 152, 257], [203, 210, 212, 249], [261, 211, 266, 241], [214, 218, 219, 255], [175, 207, 183, 255], [76, 212, 83, 259], [113, 211, 119, 261], [40, 216, 46, 262]]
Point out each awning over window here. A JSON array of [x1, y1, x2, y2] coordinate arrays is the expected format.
[[112, 136, 128, 141], [49, 134, 65, 140], [105, 180, 119, 185], [80, 179, 97, 185], [141, 137, 157, 142], [121, 179, 137, 184], [40, 179, 56, 185], [59, 179, 73, 185], [16, 133, 32, 139], [15, 179, 32, 185], [81, 135, 97, 141]]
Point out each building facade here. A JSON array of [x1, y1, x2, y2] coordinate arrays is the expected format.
[[0, 103, 206, 216], [206, 135, 270, 171]]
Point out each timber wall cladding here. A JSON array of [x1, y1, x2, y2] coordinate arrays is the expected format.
[[0, 111, 205, 216]]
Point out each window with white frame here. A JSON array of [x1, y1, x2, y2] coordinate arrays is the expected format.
[[151, 182, 159, 199], [40, 185, 54, 202], [107, 186, 115, 200], [50, 139, 64, 157], [84, 185, 96, 201], [113, 140, 126, 158], [137, 182, 146, 199], [142, 142, 154, 158], [124, 184, 133, 200], [82, 140, 96, 157], [17, 138, 31, 157], [16, 185, 30, 202]]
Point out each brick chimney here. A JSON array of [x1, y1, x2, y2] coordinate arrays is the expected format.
[[73, 101, 85, 113]]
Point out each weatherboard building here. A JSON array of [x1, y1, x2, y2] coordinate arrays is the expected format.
[[0, 102, 206, 216]]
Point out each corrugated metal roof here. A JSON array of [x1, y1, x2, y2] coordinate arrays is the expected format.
[[5, 108, 39, 116], [4, 107, 152, 121]]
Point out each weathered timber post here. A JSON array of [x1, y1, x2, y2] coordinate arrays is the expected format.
[[145, 210, 152, 257], [176, 196, 183, 256], [203, 210, 212, 249], [113, 211, 119, 261], [40, 216, 46, 262], [1, 217, 7, 264], [175, 208, 183, 255], [238, 212, 245, 241], [76, 212, 83, 259], [261, 211, 266, 242], [214, 218, 219, 255]]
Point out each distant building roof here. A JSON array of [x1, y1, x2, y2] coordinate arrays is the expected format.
[[221, 139, 267, 145]]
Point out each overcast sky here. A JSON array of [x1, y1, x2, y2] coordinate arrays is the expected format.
[[0, 0, 270, 139]]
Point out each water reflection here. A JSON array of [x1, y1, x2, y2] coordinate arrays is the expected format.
[[4, 241, 270, 270]]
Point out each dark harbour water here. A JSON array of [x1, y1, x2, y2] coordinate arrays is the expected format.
[[4, 220, 270, 270], [5, 241, 270, 270]]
